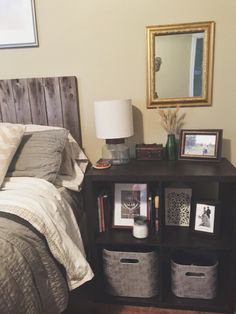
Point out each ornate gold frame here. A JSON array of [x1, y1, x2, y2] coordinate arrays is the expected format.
[[146, 21, 215, 108]]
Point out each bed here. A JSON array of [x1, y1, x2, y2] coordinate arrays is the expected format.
[[0, 76, 94, 314]]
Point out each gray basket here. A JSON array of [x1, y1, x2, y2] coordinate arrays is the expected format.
[[103, 249, 158, 298], [171, 251, 218, 299]]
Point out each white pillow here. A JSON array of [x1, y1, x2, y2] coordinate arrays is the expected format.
[[25, 124, 88, 191], [0, 123, 25, 187]]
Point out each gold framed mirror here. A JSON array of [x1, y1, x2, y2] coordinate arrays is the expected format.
[[146, 21, 215, 108]]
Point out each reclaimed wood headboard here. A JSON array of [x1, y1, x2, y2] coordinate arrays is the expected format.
[[0, 76, 82, 146]]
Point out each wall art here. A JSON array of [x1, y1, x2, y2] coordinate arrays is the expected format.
[[0, 0, 38, 48]]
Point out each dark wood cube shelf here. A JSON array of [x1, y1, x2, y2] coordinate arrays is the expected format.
[[84, 158, 236, 313]]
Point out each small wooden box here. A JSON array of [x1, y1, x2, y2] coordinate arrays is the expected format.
[[136, 144, 164, 160]]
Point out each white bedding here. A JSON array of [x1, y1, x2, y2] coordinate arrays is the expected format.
[[0, 177, 94, 290]]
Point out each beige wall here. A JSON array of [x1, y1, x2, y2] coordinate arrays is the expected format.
[[0, 0, 236, 165]]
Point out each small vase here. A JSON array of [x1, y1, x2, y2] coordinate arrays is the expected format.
[[166, 133, 176, 161]]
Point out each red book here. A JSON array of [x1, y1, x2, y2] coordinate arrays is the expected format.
[[99, 195, 105, 232], [97, 196, 102, 232]]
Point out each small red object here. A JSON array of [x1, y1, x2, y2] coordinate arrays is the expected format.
[[93, 160, 111, 169]]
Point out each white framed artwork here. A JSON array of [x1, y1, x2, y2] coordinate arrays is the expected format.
[[0, 0, 38, 48], [194, 203, 215, 234], [113, 183, 148, 228]]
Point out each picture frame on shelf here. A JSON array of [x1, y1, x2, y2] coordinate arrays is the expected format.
[[165, 186, 192, 227], [178, 129, 223, 161], [113, 183, 148, 228], [190, 201, 220, 237]]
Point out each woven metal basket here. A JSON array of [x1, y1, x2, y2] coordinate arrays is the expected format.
[[103, 249, 158, 298], [171, 250, 218, 299]]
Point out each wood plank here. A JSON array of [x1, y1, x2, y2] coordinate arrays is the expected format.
[[64, 299, 221, 314], [11, 79, 32, 124], [0, 80, 17, 122], [65, 282, 224, 314], [0, 76, 83, 145], [28, 78, 48, 125], [59, 76, 82, 146], [43, 77, 63, 127], [91, 304, 221, 314]]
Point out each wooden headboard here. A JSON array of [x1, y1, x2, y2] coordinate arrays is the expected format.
[[0, 76, 82, 146]]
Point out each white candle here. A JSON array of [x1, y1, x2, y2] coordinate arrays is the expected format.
[[133, 216, 148, 239]]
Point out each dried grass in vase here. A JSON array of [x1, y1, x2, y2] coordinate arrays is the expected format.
[[157, 106, 186, 136]]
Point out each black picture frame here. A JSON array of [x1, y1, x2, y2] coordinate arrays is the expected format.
[[178, 129, 223, 161], [190, 201, 220, 238]]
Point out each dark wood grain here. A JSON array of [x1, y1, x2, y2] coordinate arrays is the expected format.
[[85, 158, 236, 182], [59, 76, 81, 144], [0, 76, 82, 146], [28, 78, 48, 125], [84, 159, 236, 314], [43, 77, 63, 127], [0, 80, 17, 122], [64, 302, 220, 314], [12, 79, 32, 124], [63, 283, 223, 314]]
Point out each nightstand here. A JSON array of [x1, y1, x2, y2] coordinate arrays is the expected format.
[[84, 158, 236, 313]]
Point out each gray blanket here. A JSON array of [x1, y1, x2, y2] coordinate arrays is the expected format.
[[0, 216, 68, 314]]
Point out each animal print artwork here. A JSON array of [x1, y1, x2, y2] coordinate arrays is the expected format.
[[165, 187, 192, 226]]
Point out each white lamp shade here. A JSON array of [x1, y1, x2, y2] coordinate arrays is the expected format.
[[94, 99, 134, 139]]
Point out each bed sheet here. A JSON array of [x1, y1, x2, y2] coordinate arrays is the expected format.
[[56, 186, 89, 254], [0, 213, 68, 314], [0, 177, 94, 290]]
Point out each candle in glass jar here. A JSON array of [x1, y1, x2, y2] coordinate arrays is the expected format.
[[132, 215, 148, 239]]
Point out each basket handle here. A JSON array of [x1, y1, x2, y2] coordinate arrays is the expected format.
[[185, 272, 205, 278], [120, 258, 139, 264]]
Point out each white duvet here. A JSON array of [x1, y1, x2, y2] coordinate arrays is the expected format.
[[0, 177, 94, 290]]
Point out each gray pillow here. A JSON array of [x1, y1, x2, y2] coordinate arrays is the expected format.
[[8, 129, 69, 182]]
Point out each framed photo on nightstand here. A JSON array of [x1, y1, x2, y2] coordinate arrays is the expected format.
[[179, 129, 223, 161], [190, 201, 220, 238], [113, 183, 148, 228]]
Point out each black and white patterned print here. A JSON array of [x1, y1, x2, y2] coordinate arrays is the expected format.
[[165, 188, 192, 226]]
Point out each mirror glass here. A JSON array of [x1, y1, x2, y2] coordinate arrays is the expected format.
[[146, 21, 215, 108]]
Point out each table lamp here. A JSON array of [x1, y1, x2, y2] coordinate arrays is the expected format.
[[94, 99, 134, 165]]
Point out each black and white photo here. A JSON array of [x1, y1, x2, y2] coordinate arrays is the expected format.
[[194, 203, 215, 233], [190, 201, 220, 238], [113, 183, 147, 228]]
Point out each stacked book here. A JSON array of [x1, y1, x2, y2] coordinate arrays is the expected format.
[[97, 192, 111, 232]]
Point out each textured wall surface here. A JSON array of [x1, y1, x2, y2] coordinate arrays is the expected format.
[[0, 0, 235, 165]]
